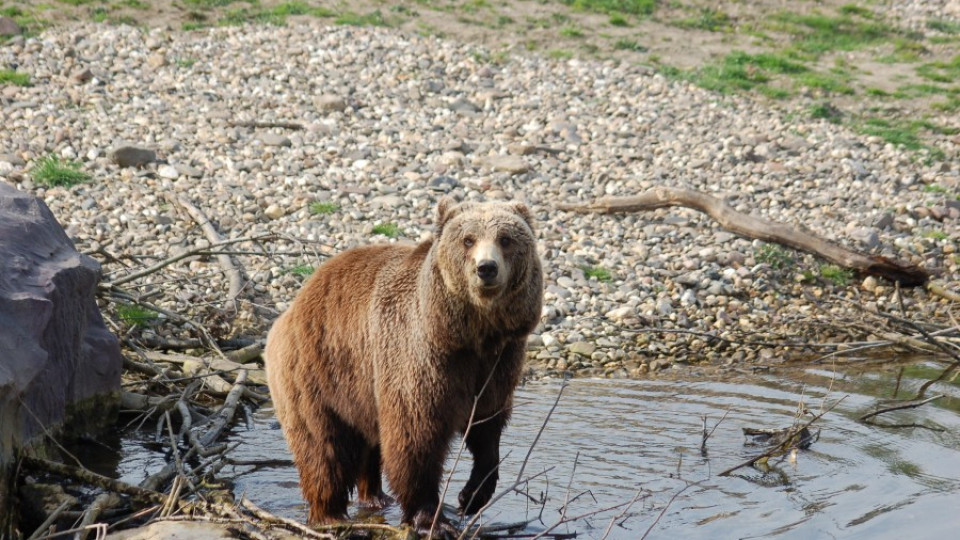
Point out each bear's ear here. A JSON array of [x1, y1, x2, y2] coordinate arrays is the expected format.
[[510, 201, 535, 232], [436, 196, 465, 234]]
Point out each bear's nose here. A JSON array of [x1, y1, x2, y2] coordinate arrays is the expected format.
[[477, 260, 499, 282]]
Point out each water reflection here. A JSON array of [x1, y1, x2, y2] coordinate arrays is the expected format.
[[202, 362, 960, 538]]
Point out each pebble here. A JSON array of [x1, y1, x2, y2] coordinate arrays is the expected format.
[[109, 145, 156, 168], [480, 155, 531, 175], [315, 94, 347, 112], [264, 204, 284, 220], [157, 164, 179, 179], [568, 341, 596, 357], [261, 133, 292, 147]]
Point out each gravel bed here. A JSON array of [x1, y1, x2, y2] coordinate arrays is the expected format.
[[1, 22, 957, 378]]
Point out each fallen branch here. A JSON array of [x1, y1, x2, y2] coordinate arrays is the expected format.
[[76, 493, 120, 540], [558, 187, 928, 286], [927, 282, 960, 302], [26, 501, 72, 540], [167, 194, 246, 316], [859, 394, 945, 424], [238, 498, 335, 539], [102, 235, 273, 289], [22, 457, 166, 504], [198, 370, 248, 447]]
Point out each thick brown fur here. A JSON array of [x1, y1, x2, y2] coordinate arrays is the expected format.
[[265, 198, 543, 535]]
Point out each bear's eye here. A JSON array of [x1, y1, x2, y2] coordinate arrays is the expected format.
[[498, 236, 512, 248], [463, 237, 475, 249]]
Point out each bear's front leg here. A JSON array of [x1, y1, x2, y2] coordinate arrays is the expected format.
[[380, 407, 458, 539], [458, 411, 507, 514]]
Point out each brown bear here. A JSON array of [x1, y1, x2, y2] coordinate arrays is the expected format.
[[264, 197, 543, 536]]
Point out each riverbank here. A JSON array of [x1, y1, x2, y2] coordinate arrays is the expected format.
[[0, 19, 957, 377]]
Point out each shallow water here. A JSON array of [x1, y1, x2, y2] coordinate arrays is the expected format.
[[117, 361, 960, 539]]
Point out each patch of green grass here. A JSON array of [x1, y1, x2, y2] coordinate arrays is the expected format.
[[681, 50, 806, 97], [56, 0, 94, 5], [286, 264, 315, 276], [0, 69, 31, 86], [855, 118, 952, 159], [335, 10, 387, 27], [372, 223, 401, 238], [916, 55, 960, 83], [183, 21, 208, 30], [582, 265, 613, 282], [923, 184, 947, 193], [0, 6, 49, 36], [184, 0, 244, 9], [877, 38, 927, 63], [755, 244, 794, 269], [559, 25, 584, 38], [809, 102, 843, 123], [563, 0, 657, 17], [922, 230, 948, 241], [548, 49, 574, 59], [309, 201, 339, 215], [176, 58, 197, 68], [794, 70, 855, 94], [90, 6, 109, 22], [31, 155, 91, 187], [390, 4, 417, 16], [927, 19, 960, 35], [674, 7, 732, 32], [218, 2, 330, 26], [819, 264, 853, 286], [494, 15, 513, 28], [119, 0, 149, 9], [116, 304, 160, 324], [608, 13, 628, 27], [839, 4, 874, 19], [613, 38, 647, 51], [932, 96, 960, 111], [772, 10, 897, 59], [892, 83, 951, 98]]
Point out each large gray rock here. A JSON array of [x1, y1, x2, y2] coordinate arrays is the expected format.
[[0, 182, 123, 525]]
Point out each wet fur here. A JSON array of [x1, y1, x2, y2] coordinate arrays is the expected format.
[[265, 198, 543, 532]]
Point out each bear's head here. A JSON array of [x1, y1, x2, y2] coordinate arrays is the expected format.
[[433, 197, 539, 309]]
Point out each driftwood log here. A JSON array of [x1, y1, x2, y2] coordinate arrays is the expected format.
[[558, 187, 929, 287]]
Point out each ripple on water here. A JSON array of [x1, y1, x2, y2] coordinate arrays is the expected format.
[[213, 365, 960, 539]]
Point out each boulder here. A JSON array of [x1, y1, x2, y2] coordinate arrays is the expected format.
[[0, 182, 123, 527]]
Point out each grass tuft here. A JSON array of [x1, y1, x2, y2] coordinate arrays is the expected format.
[[0, 69, 31, 86], [809, 102, 843, 123], [674, 7, 732, 32], [819, 264, 853, 286], [286, 265, 315, 276], [582, 265, 613, 282], [309, 201, 339, 215], [755, 244, 794, 269], [608, 13, 628, 27], [563, 0, 657, 17], [31, 155, 91, 187], [335, 10, 387, 27], [117, 304, 160, 324], [372, 223, 401, 238], [613, 38, 647, 51]]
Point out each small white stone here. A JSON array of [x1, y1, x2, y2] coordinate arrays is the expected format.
[[157, 165, 179, 179], [264, 204, 285, 220]]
